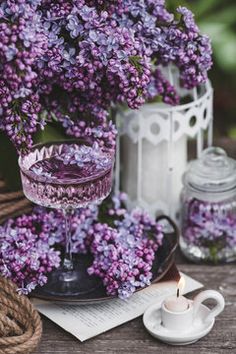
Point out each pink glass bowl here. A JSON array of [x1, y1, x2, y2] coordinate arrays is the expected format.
[[18, 140, 114, 209]]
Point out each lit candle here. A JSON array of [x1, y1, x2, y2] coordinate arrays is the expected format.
[[164, 277, 189, 312]]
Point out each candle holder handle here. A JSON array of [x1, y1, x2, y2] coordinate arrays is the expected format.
[[193, 290, 225, 324]]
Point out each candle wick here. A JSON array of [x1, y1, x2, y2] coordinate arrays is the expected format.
[[177, 288, 180, 298]]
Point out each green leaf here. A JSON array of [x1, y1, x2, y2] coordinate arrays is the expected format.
[[34, 123, 67, 144], [191, 0, 224, 19], [209, 245, 219, 264], [228, 126, 236, 139], [198, 22, 227, 38], [198, 22, 236, 71], [0, 132, 21, 191], [201, 5, 236, 25], [129, 55, 143, 73], [214, 33, 236, 71]]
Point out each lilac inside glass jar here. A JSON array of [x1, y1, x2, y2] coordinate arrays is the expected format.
[[180, 147, 236, 263]]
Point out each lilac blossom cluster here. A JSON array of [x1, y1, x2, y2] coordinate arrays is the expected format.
[[88, 195, 164, 299], [0, 193, 164, 298], [0, 212, 61, 294], [58, 142, 112, 170], [182, 198, 236, 256], [0, 0, 212, 151]]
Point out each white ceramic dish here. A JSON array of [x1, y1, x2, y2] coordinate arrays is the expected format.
[[143, 302, 215, 345]]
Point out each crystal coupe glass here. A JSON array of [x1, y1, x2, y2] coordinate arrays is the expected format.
[[18, 140, 114, 297]]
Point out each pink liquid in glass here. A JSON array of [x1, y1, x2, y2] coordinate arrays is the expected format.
[[19, 141, 114, 209]]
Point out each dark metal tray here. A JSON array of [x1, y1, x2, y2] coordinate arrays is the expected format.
[[32, 215, 179, 304]]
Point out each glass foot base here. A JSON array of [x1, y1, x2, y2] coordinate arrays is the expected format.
[[180, 237, 236, 264], [33, 254, 102, 297]]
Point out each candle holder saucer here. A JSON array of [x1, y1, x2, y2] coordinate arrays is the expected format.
[[143, 301, 214, 345]]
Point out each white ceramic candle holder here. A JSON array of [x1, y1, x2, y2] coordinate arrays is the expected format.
[[143, 290, 225, 345]]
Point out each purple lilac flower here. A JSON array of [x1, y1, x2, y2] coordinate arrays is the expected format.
[[182, 198, 236, 253], [57, 142, 112, 170], [88, 194, 164, 299], [67, 14, 83, 39], [147, 69, 180, 105], [0, 0, 212, 151], [0, 193, 164, 298], [0, 213, 61, 294], [31, 166, 55, 179]]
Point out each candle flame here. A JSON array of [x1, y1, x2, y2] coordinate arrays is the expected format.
[[177, 277, 185, 295]]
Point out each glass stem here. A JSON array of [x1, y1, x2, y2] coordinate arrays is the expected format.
[[63, 208, 74, 271]]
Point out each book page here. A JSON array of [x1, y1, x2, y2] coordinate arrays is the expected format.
[[32, 273, 202, 342]]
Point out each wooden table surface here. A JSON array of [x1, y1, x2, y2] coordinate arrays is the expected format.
[[33, 259, 236, 354], [33, 137, 236, 354]]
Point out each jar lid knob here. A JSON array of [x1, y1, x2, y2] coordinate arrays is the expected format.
[[201, 147, 228, 168], [184, 146, 236, 193]]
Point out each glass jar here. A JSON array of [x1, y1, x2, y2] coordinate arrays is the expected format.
[[180, 147, 236, 264]]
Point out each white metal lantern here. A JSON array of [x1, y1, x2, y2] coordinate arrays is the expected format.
[[115, 66, 213, 220]]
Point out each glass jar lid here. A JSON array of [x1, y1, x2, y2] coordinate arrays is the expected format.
[[184, 147, 236, 193]]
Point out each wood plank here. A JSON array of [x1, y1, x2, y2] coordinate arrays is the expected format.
[[33, 265, 236, 353]]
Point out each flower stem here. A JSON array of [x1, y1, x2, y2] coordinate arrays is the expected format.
[[63, 208, 74, 271]]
